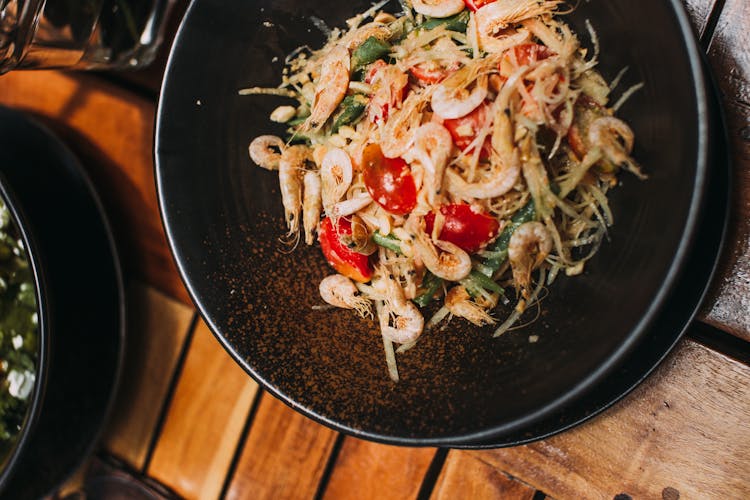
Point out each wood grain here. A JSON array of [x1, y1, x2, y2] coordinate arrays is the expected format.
[[322, 439, 436, 500], [431, 451, 536, 500], [224, 394, 338, 500], [147, 320, 259, 500], [0, 70, 190, 304], [699, 0, 750, 341], [706, 0, 750, 104], [469, 339, 750, 499], [700, 99, 750, 341], [101, 283, 195, 469]]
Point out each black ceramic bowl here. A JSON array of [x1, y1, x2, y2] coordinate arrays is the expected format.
[[0, 108, 124, 497], [156, 0, 709, 445]]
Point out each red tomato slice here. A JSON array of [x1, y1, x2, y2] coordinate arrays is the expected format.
[[409, 61, 459, 85], [409, 63, 448, 85], [318, 217, 373, 283], [443, 102, 492, 159], [464, 0, 496, 12], [424, 204, 500, 253], [499, 43, 555, 78], [362, 143, 417, 215]]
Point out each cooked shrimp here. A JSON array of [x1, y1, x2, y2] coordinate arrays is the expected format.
[[412, 231, 472, 281], [302, 170, 322, 245], [475, 0, 561, 46], [319, 274, 372, 318], [508, 221, 552, 296], [411, 122, 452, 207], [304, 45, 350, 130], [320, 148, 354, 217], [431, 73, 488, 120], [445, 149, 521, 199], [367, 62, 408, 125], [477, 25, 532, 55], [445, 286, 496, 326], [331, 192, 373, 218], [377, 276, 424, 344], [444, 71, 522, 199], [411, 0, 465, 18], [379, 90, 426, 158], [588, 116, 645, 178], [347, 214, 378, 255], [248, 135, 285, 170], [341, 22, 392, 51], [278, 145, 310, 236]]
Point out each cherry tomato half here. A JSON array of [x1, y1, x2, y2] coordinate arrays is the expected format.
[[362, 143, 417, 216], [499, 43, 555, 78], [513, 43, 555, 66], [424, 204, 500, 253], [409, 61, 459, 85], [443, 102, 492, 160], [318, 217, 373, 283], [463, 0, 496, 12]]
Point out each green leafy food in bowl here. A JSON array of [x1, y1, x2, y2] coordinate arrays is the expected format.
[[0, 199, 37, 456]]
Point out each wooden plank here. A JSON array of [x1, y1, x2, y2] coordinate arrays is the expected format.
[[696, 0, 750, 341], [706, 0, 750, 105], [101, 283, 195, 469], [431, 451, 536, 500], [224, 394, 338, 500], [699, 98, 750, 341], [0, 70, 190, 304], [468, 339, 750, 499], [322, 439, 436, 500], [147, 320, 259, 500]]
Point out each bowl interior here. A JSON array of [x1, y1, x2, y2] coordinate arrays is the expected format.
[[0, 179, 46, 487], [156, 0, 706, 443]]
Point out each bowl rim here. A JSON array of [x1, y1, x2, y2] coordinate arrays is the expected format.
[[155, 0, 710, 445]]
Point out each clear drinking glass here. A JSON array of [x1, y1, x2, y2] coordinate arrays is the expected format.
[[0, 0, 174, 74]]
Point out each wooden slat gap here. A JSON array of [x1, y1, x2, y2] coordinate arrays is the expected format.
[[312, 433, 346, 500], [689, 321, 750, 365], [700, 0, 728, 49], [415, 448, 449, 500], [217, 388, 266, 499], [141, 312, 200, 474]]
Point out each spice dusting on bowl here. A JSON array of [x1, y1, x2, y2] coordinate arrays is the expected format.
[[0, 198, 37, 459]]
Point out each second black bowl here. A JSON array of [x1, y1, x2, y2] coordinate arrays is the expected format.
[[0, 108, 124, 497]]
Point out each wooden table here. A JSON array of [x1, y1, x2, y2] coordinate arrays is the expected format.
[[2, 0, 747, 498]]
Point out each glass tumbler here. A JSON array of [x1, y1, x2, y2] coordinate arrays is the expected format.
[[0, 0, 175, 73]]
